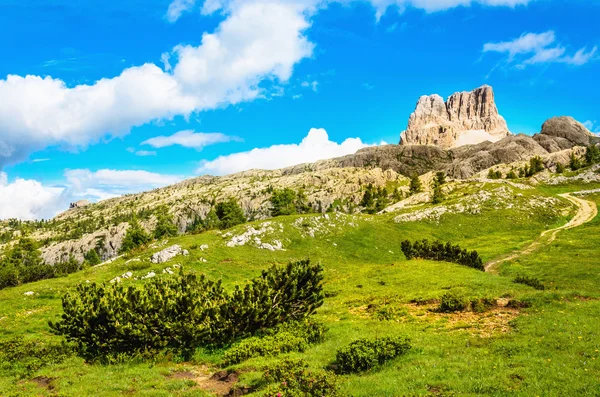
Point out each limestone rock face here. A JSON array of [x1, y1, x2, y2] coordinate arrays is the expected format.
[[540, 116, 594, 146], [400, 85, 510, 148]]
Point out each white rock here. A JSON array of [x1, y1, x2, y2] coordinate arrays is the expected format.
[[150, 245, 182, 264], [182, 249, 189, 256], [142, 271, 156, 279], [200, 244, 209, 251], [23, 291, 34, 296]]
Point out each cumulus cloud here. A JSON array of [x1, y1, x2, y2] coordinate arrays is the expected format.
[[166, 0, 197, 22], [0, 0, 313, 169], [196, 128, 381, 175], [0, 172, 66, 220], [483, 31, 598, 68], [0, 169, 185, 220], [142, 130, 241, 150]]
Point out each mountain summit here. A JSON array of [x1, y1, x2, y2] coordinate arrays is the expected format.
[[400, 85, 510, 148]]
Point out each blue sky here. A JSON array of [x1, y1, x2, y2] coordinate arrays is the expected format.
[[0, 0, 598, 219]]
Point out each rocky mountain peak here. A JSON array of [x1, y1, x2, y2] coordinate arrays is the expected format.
[[400, 85, 510, 148]]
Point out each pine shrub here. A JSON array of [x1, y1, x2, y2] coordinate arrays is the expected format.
[[513, 275, 545, 290], [50, 260, 324, 360], [400, 239, 484, 271], [438, 291, 468, 312], [334, 336, 411, 374], [262, 359, 340, 397]]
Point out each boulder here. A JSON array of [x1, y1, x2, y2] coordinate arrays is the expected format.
[[150, 245, 182, 264], [540, 116, 595, 146]]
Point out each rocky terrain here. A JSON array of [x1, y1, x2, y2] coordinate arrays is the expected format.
[[1, 86, 598, 266], [400, 85, 510, 148]]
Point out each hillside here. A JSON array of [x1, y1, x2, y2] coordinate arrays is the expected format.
[[1, 170, 600, 395]]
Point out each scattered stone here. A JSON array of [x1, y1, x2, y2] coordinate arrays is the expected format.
[[200, 244, 209, 251], [182, 249, 189, 256], [23, 291, 34, 296]]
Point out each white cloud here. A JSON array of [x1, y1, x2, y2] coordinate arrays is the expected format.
[[166, 0, 196, 22], [64, 169, 183, 194], [135, 150, 158, 156], [196, 128, 381, 175], [141, 130, 241, 150], [583, 120, 600, 134], [483, 31, 598, 68], [31, 158, 51, 163], [0, 172, 66, 220], [0, 168, 185, 220], [0, 1, 314, 169], [301, 80, 319, 92]]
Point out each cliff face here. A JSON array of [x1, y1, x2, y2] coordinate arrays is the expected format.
[[400, 85, 510, 148]]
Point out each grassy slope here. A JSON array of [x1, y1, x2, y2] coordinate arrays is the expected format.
[[1, 182, 599, 396]]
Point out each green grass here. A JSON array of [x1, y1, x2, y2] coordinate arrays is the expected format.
[[1, 182, 599, 396]]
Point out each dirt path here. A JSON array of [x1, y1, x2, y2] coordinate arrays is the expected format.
[[484, 193, 598, 273]]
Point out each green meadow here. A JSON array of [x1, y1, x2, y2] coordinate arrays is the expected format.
[[1, 182, 599, 396]]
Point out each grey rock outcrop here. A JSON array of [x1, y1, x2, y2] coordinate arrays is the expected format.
[[150, 245, 183, 264], [400, 85, 510, 148], [538, 116, 595, 146]]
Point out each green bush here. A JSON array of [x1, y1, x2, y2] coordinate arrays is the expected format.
[[439, 291, 468, 312], [513, 275, 545, 290], [487, 169, 502, 179], [334, 336, 411, 374], [0, 238, 54, 290], [50, 260, 324, 360], [0, 338, 73, 379], [224, 320, 326, 364], [401, 239, 484, 271], [263, 359, 339, 397]]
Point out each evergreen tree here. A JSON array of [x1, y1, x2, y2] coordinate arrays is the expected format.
[[409, 174, 422, 196], [215, 199, 247, 229], [153, 207, 178, 239], [570, 152, 582, 171], [431, 172, 446, 204], [84, 249, 102, 266], [555, 163, 565, 174], [119, 220, 151, 253], [585, 145, 600, 165], [505, 170, 518, 179]]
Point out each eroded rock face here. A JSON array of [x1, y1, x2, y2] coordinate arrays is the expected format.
[[539, 116, 595, 146], [400, 85, 510, 148]]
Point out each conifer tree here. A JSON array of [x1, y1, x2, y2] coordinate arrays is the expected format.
[[409, 174, 422, 196]]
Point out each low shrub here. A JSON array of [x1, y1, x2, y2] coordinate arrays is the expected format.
[[224, 333, 307, 365], [401, 239, 484, 271], [334, 336, 411, 374], [513, 275, 545, 291], [438, 291, 469, 312], [263, 359, 339, 397], [50, 260, 324, 360], [0, 338, 73, 379], [224, 320, 326, 364]]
